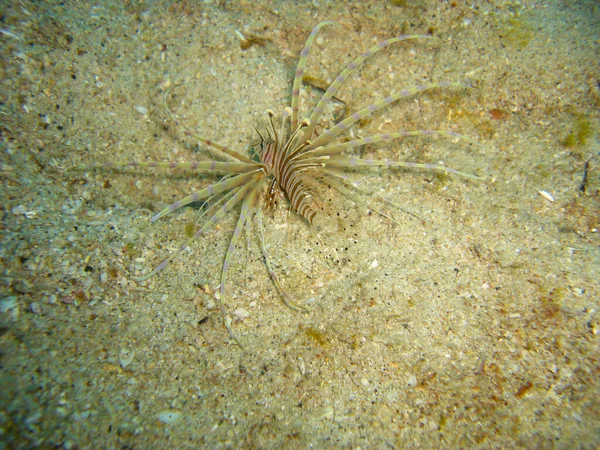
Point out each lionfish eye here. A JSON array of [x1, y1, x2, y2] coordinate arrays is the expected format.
[[249, 146, 258, 161]]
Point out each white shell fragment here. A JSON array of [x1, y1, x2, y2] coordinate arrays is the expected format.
[[119, 349, 135, 368], [157, 410, 181, 425], [234, 308, 250, 319], [0, 296, 18, 313], [538, 190, 555, 202], [135, 105, 148, 116], [11, 204, 27, 215], [11, 204, 36, 218]]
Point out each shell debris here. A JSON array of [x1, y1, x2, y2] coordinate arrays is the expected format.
[[157, 410, 181, 425], [538, 190, 555, 202]]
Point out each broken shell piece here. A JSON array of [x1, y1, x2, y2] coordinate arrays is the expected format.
[[538, 190, 555, 202]]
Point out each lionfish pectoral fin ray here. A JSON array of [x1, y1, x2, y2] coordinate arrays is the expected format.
[[164, 83, 254, 164], [291, 21, 337, 130], [219, 186, 260, 350], [340, 170, 423, 221], [306, 82, 471, 151], [136, 179, 258, 282], [298, 34, 435, 147], [318, 174, 405, 227], [151, 170, 262, 222], [257, 212, 307, 312], [325, 155, 483, 180], [306, 129, 483, 159]]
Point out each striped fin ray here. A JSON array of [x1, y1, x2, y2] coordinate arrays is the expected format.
[[136, 178, 259, 282], [78, 160, 263, 173], [256, 211, 306, 311], [291, 21, 335, 131], [324, 155, 483, 180], [305, 81, 470, 151], [319, 169, 422, 221], [151, 170, 264, 222], [315, 172, 405, 226], [298, 34, 433, 147], [164, 84, 254, 164], [299, 129, 482, 159], [218, 184, 262, 348]]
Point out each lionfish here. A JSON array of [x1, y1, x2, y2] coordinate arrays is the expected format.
[[82, 22, 481, 347]]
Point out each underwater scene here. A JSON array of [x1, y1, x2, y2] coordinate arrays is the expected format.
[[0, 0, 598, 448]]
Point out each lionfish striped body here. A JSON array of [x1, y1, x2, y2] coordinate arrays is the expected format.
[[82, 22, 481, 347]]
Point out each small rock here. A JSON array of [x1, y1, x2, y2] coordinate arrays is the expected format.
[[406, 374, 418, 388]]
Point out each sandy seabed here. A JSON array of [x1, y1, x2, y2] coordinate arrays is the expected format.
[[1, 0, 598, 448]]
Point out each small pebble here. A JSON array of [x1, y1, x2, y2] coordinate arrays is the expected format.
[[135, 105, 148, 115], [406, 374, 418, 388]]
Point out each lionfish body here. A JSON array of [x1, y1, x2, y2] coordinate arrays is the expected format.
[[83, 22, 481, 347], [256, 114, 321, 226]]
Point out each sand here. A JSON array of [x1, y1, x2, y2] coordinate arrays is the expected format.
[[1, 0, 598, 448]]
